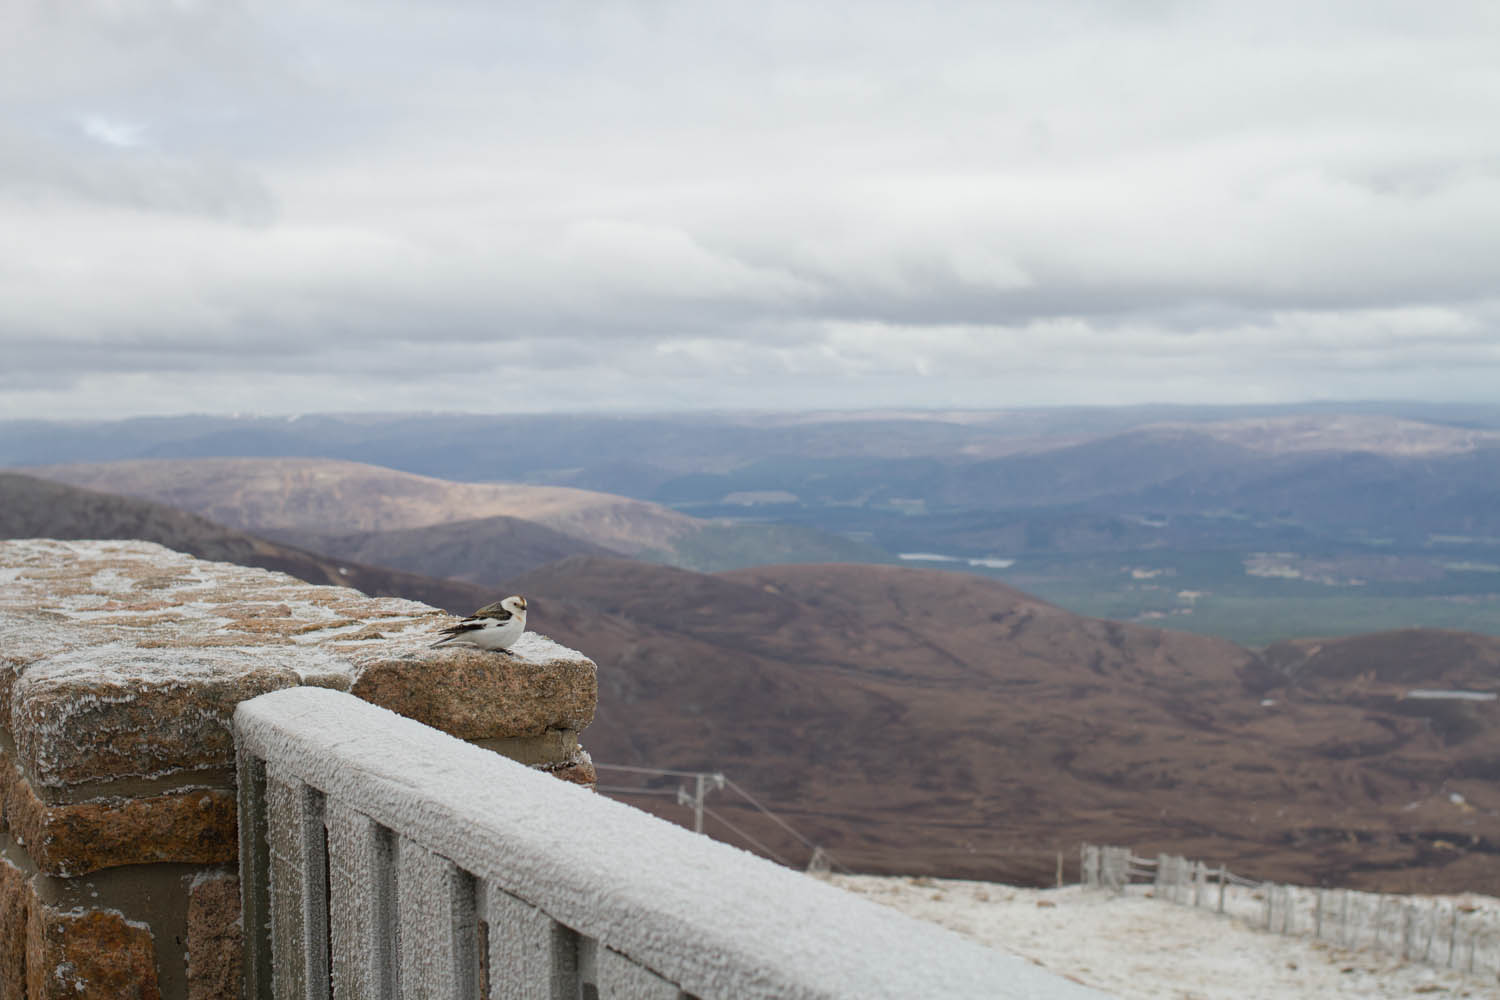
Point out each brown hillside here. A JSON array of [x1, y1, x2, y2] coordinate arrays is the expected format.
[[1260, 629, 1500, 690], [510, 558, 1500, 894], [271, 514, 618, 587]]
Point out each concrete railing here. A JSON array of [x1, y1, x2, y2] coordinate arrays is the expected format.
[[236, 686, 1109, 999]]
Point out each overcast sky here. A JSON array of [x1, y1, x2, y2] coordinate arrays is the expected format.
[[3, 1, 1498, 419]]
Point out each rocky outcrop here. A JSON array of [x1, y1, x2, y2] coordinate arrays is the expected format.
[[0, 538, 597, 1000]]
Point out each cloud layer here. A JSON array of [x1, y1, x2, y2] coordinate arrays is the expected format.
[[3, 1, 1498, 417]]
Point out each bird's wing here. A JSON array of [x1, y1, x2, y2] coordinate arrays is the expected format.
[[468, 602, 513, 622], [436, 619, 489, 637]]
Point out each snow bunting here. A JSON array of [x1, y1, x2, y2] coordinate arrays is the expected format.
[[431, 595, 527, 652]]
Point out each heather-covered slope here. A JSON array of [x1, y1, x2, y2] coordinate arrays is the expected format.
[[271, 514, 619, 587], [509, 557, 1500, 893]]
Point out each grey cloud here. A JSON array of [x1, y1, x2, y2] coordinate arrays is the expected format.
[[3, 0, 1500, 417], [0, 127, 275, 224]]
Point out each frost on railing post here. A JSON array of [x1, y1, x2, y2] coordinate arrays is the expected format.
[[485, 888, 578, 999], [326, 802, 400, 998], [266, 769, 332, 1000], [397, 842, 482, 1000]]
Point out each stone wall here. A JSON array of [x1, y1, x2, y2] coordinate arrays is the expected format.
[[0, 539, 598, 1000]]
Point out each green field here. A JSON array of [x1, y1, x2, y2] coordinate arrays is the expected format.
[[697, 501, 1500, 647], [933, 551, 1500, 647]]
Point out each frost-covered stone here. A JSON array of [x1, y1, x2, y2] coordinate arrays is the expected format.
[[544, 747, 598, 786], [350, 632, 596, 739], [13, 649, 315, 789], [0, 746, 237, 876], [0, 539, 597, 793], [27, 904, 161, 1000]]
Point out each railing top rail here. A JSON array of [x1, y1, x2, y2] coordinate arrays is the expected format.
[[236, 687, 1109, 1000]]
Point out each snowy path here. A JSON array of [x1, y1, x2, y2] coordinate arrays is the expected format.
[[831, 876, 1499, 999]]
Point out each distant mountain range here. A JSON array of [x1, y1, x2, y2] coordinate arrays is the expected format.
[[11, 408, 1500, 545], [13, 407, 1500, 644], [3, 468, 1497, 894], [5, 402, 1500, 476]]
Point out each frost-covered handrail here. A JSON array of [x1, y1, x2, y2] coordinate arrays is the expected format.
[[236, 686, 1109, 1000]]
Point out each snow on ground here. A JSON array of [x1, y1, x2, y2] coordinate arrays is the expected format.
[[831, 875, 1500, 1000]]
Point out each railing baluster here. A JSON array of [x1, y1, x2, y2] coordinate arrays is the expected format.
[[397, 839, 482, 999], [327, 803, 400, 1000], [267, 771, 331, 1000], [484, 886, 578, 999], [451, 869, 482, 1000], [237, 753, 274, 1000]]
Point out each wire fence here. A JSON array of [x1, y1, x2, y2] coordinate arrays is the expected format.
[[599, 763, 1079, 882], [595, 762, 856, 875], [1082, 844, 1500, 981]]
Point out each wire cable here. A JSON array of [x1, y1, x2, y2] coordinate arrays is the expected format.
[[594, 763, 710, 779], [702, 805, 794, 867]]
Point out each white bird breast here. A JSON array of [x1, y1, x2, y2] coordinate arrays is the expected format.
[[465, 614, 525, 650]]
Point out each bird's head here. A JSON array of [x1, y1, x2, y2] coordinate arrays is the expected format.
[[501, 595, 528, 616]]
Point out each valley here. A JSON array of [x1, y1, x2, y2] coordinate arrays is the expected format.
[[4, 462, 1499, 896]]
